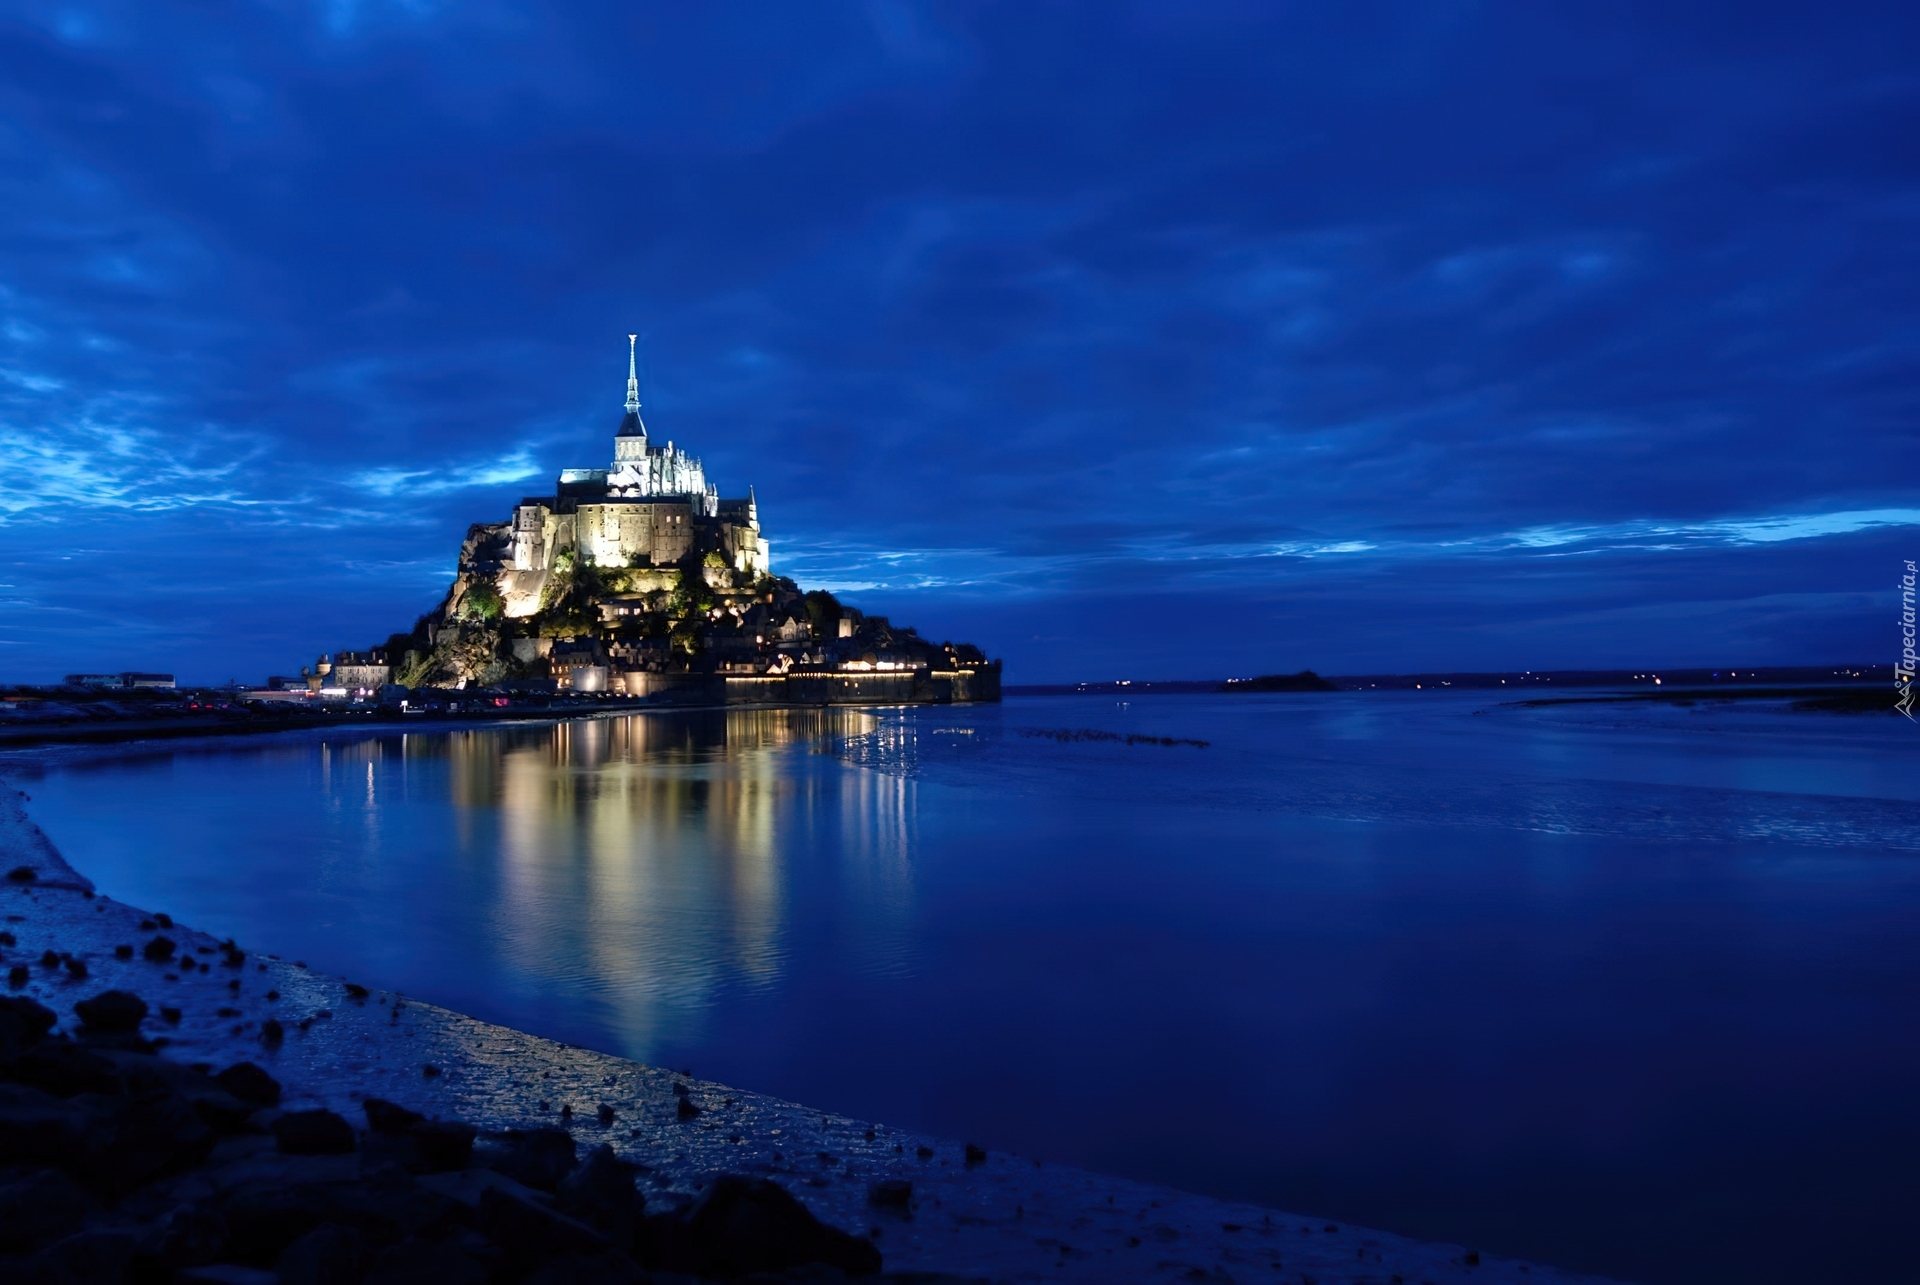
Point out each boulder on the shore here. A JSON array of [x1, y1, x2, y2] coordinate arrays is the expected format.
[[73, 989, 147, 1034], [0, 996, 56, 1059], [641, 1173, 882, 1277], [272, 1109, 356, 1155], [555, 1143, 644, 1245], [358, 1099, 475, 1173], [477, 1126, 577, 1192], [362, 1097, 423, 1135], [215, 1062, 282, 1107]]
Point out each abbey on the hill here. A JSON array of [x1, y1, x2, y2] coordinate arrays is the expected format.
[[337, 339, 999, 706], [498, 336, 769, 616]]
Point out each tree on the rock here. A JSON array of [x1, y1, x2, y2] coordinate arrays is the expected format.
[[461, 582, 505, 621]]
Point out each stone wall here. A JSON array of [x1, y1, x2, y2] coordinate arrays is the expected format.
[[600, 667, 1002, 706], [577, 499, 697, 567]]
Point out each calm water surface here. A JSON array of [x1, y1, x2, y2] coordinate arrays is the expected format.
[[8, 692, 1919, 1285]]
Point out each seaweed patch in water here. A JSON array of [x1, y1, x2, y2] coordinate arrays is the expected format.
[[1018, 727, 1209, 748]]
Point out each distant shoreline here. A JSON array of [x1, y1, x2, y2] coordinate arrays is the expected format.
[[1011, 662, 1889, 696], [1, 667, 1899, 750]]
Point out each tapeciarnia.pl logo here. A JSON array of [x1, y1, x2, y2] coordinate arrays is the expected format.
[[1900, 560, 1916, 720]]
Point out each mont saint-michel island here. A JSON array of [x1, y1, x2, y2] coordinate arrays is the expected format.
[[327, 338, 999, 712]]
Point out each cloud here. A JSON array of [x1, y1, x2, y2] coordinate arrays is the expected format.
[[1499, 509, 1920, 552], [0, 2, 1914, 679], [0, 369, 64, 393], [350, 449, 546, 498], [0, 417, 258, 517]]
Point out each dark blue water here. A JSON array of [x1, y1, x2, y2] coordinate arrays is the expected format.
[[8, 693, 1919, 1285]]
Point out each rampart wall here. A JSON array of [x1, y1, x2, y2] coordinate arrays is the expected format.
[[608, 664, 1001, 706]]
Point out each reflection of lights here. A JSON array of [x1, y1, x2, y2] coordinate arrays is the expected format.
[[461, 705, 894, 1059], [296, 705, 917, 1057]]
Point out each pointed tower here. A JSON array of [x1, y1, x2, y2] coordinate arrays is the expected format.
[[614, 333, 648, 463]]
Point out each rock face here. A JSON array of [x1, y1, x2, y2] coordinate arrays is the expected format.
[[0, 989, 884, 1282]]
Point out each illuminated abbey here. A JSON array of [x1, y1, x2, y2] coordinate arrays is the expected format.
[[498, 336, 769, 615], [333, 337, 998, 705]]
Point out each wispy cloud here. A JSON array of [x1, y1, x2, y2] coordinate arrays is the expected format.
[[0, 369, 64, 393], [0, 3, 1912, 680], [777, 538, 1016, 592], [786, 506, 1920, 597], [1496, 509, 1920, 552], [350, 448, 545, 498], [0, 417, 261, 517]]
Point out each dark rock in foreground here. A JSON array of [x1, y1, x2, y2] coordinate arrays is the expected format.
[[0, 989, 884, 1281], [73, 990, 146, 1034], [215, 1062, 282, 1107], [479, 1126, 578, 1192], [362, 1097, 423, 1135], [273, 1108, 357, 1155], [642, 1174, 882, 1278], [0, 996, 57, 1058]]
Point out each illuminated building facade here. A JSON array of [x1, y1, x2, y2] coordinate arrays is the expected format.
[[503, 337, 770, 609]]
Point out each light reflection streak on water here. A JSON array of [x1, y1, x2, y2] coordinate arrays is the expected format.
[[382, 708, 912, 1053], [33, 708, 915, 1058]]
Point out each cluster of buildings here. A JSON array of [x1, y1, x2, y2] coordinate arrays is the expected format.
[[236, 655, 398, 704], [492, 337, 771, 617], [285, 339, 999, 708], [61, 672, 176, 690]]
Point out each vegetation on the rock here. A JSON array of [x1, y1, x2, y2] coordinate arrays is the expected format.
[[351, 507, 992, 694], [459, 582, 505, 621]]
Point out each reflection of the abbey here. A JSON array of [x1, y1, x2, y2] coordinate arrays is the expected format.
[[321, 709, 919, 1059]]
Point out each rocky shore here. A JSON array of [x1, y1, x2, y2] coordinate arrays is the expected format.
[[0, 786, 1622, 1285]]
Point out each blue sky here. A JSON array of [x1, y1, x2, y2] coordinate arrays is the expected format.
[[1, 2, 1915, 683]]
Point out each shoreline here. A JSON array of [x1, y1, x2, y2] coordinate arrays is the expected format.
[[2, 679, 1889, 754], [0, 698, 926, 753], [0, 783, 1622, 1283]]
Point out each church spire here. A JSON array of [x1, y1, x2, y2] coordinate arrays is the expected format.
[[625, 334, 641, 414]]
